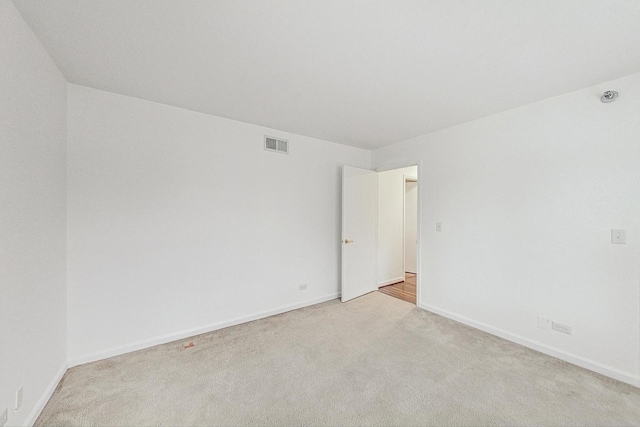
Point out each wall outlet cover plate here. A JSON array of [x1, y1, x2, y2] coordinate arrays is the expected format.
[[552, 321, 572, 335]]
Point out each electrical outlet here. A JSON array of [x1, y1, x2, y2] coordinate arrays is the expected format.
[[436, 222, 442, 232], [299, 284, 307, 291], [15, 386, 23, 411], [0, 408, 7, 427], [552, 321, 572, 335], [538, 316, 550, 330]]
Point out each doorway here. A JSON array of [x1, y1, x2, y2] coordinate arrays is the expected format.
[[340, 163, 420, 304], [376, 166, 418, 305]]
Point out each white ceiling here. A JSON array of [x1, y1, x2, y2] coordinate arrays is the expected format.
[[12, 0, 640, 150]]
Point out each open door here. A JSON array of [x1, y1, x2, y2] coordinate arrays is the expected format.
[[341, 165, 378, 302]]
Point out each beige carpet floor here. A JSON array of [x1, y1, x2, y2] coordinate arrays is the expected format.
[[36, 292, 640, 426]]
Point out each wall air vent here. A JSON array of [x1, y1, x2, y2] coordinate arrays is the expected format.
[[264, 135, 289, 154]]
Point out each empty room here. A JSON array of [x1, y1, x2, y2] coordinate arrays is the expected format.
[[2, 0, 640, 426]]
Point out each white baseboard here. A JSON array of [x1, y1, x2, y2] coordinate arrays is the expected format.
[[418, 302, 640, 388], [68, 293, 340, 368], [378, 276, 404, 287], [24, 362, 67, 427]]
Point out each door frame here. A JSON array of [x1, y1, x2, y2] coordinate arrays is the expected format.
[[375, 160, 423, 306], [403, 174, 418, 276]]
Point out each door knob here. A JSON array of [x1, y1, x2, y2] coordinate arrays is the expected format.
[[344, 239, 353, 244]]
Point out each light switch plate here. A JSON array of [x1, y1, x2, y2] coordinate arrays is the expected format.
[[611, 229, 626, 244], [436, 222, 442, 232]]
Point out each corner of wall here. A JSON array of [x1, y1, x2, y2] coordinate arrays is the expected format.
[[24, 363, 68, 427]]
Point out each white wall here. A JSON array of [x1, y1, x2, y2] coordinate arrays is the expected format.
[[372, 73, 640, 385], [377, 166, 417, 286], [404, 181, 418, 273], [0, 1, 68, 425], [66, 84, 370, 363]]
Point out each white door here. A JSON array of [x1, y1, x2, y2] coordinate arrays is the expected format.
[[341, 165, 378, 302]]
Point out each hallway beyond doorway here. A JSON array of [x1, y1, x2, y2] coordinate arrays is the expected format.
[[378, 273, 416, 304]]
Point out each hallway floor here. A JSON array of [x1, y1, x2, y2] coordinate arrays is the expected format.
[[378, 272, 416, 304]]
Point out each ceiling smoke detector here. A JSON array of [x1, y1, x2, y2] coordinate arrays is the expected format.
[[600, 90, 618, 103]]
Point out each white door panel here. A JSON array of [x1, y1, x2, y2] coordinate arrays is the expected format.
[[341, 165, 378, 302]]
